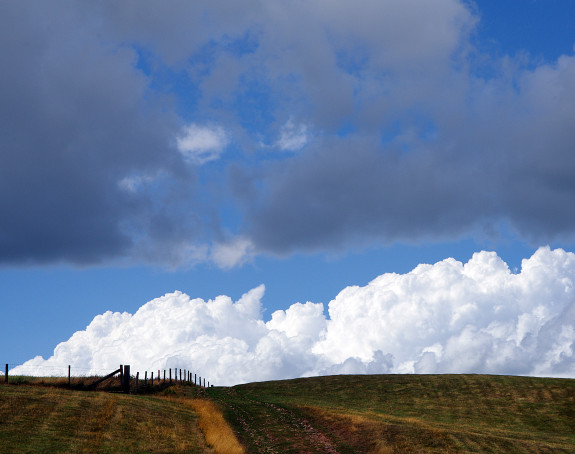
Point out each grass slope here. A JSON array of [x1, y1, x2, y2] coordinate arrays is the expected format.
[[0, 384, 213, 453], [2, 374, 574, 453], [212, 374, 575, 453]]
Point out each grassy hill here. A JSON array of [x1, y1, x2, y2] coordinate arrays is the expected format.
[[0, 384, 214, 453], [211, 374, 575, 453], [1, 374, 574, 453]]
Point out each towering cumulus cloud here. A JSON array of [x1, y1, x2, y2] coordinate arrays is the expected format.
[[14, 247, 575, 385]]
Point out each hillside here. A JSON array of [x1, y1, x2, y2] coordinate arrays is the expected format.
[[1, 374, 574, 453], [0, 384, 215, 453], [210, 374, 575, 453]]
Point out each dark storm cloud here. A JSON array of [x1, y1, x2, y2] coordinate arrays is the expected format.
[[237, 48, 575, 255], [237, 136, 492, 254], [221, 0, 575, 256], [498, 57, 575, 242], [0, 2, 193, 265], [2, 0, 575, 266]]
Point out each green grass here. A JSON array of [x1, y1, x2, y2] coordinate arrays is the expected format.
[[217, 374, 575, 453], [0, 384, 212, 453], [2, 375, 122, 391], [2, 374, 574, 453]]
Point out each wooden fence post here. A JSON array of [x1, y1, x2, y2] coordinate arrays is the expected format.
[[163, 370, 166, 382], [169, 368, 172, 383], [120, 365, 124, 388], [158, 370, 160, 383], [135, 372, 139, 393], [5, 364, 8, 383], [68, 365, 71, 387], [151, 371, 154, 385], [194, 374, 197, 386], [144, 371, 147, 386], [123, 365, 130, 394]]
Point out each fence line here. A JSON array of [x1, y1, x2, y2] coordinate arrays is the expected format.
[[2, 363, 212, 392], [4, 363, 119, 377]]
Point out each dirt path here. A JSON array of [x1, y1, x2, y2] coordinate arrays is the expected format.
[[208, 387, 342, 454]]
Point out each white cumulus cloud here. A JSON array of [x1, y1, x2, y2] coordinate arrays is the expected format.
[[210, 237, 254, 269], [176, 123, 230, 164], [12, 247, 575, 385], [276, 119, 309, 151]]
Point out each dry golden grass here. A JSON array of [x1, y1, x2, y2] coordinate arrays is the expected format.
[[232, 373, 575, 452], [370, 443, 394, 454], [5, 374, 574, 452], [301, 406, 456, 453], [187, 399, 245, 454], [0, 384, 212, 453]]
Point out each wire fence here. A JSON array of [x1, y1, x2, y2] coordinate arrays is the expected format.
[[5, 363, 117, 377], [2, 362, 212, 392]]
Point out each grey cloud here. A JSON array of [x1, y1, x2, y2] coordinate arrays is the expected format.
[[233, 27, 575, 255], [0, 2, 197, 265], [238, 135, 491, 254], [90, 0, 262, 64], [3, 0, 575, 266], [238, 61, 575, 255]]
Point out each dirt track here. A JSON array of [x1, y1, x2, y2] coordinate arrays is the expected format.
[[209, 387, 341, 454]]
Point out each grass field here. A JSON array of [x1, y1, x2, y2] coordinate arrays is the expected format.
[[1, 374, 574, 453], [212, 374, 575, 453], [0, 383, 214, 453]]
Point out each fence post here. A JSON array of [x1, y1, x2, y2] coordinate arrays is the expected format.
[[123, 365, 130, 394], [5, 364, 8, 383], [135, 372, 139, 393], [144, 371, 147, 386], [151, 371, 154, 385], [158, 370, 160, 383], [194, 374, 197, 386], [68, 365, 71, 387], [163, 370, 166, 382], [120, 365, 124, 388]]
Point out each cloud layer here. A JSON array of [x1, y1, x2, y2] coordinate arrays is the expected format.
[[2, 1, 575, 266], [13, 247, 575, 385]]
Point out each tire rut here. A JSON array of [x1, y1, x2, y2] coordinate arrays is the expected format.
[[211, 388, 340, 453]]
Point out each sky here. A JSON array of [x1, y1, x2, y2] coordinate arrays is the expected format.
[[2, 0, 575, 384]]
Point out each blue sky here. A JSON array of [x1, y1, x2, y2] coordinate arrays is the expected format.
[[1, 0, 575, 371]]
